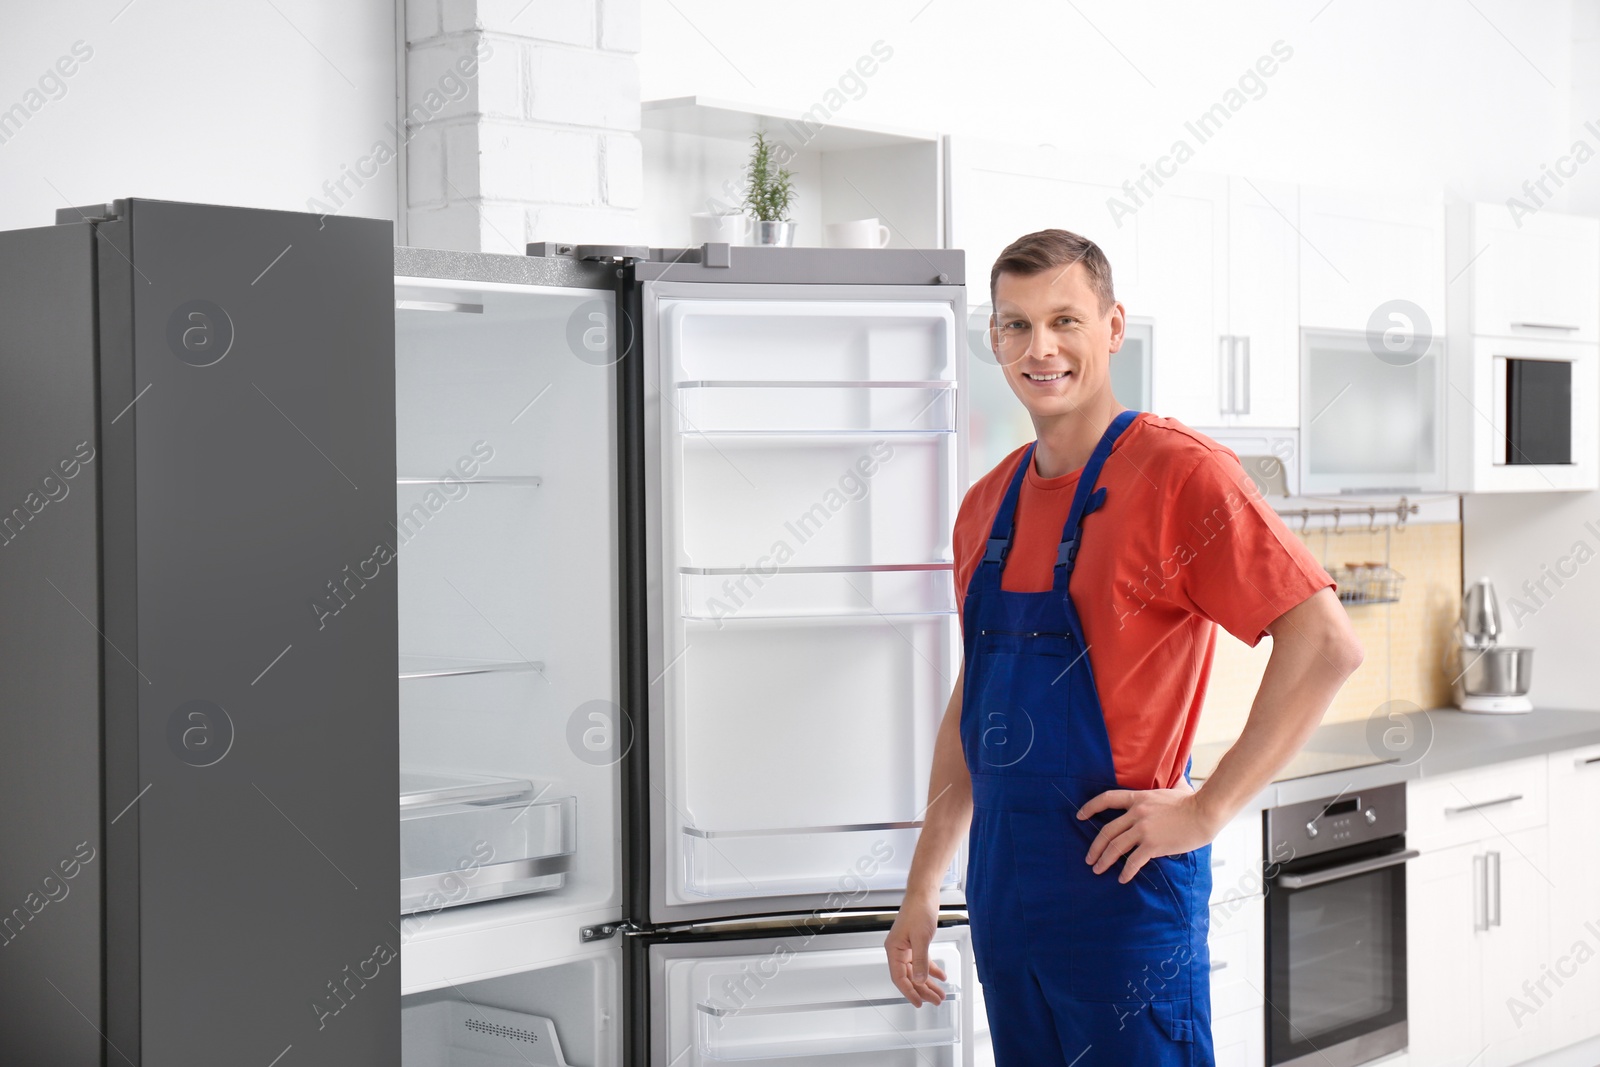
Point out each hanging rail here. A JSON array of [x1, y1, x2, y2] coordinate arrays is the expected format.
[[1281, 497, 1420, 534]]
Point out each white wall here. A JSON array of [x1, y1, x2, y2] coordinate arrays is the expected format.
[[639, 0, 1579, 205], [0, 0, 397, 233]]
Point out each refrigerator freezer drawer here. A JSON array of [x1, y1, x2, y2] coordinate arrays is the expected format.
[[655, 927, 970, 1066], [400, 771, 575, 913]]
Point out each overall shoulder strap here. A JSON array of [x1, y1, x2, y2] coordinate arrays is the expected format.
[[980, 442, 1034, 566], [1056, 410, 1140, 573]]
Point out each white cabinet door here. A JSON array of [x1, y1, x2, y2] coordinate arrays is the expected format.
[[1211, 1005, 1265, 1067], [1544, 746, 1600, 1051], [1226, 177, 1299, 426], [1467, 203, 1600, 343], [1144, 169, 1229, 427], [1406, 840, 1484, 1067], [1479, 826, 1555, 1067], [944, 137, 1154, 312], [1209, 894, 1264, 1020], [1297, 185, 1445, 338]]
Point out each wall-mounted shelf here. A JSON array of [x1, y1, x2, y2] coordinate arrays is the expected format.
[[639, 96, 944, 250]]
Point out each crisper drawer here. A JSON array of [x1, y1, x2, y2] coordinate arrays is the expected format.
[[1208, 810, 1265, 905], [1208, 894, 1264, 1020], [400, 772, 575, 914], [1407, 756, 1548, 852], [653, 926, 969, 1066]]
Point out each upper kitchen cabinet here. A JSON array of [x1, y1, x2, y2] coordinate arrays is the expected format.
[[1455, 201, 1600, 342], [640, 97, 942, 250], [945, 137, 1167, 472], [1219, 176, 1300, 426], [1297, 185, 1446, 334], [1446, 202, 1600, 492], [1297, 186, 1449, 493]]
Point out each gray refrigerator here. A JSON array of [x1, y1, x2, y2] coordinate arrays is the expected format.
[[0, 198, 975, 1066]]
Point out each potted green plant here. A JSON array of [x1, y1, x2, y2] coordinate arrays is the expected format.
[[742, 131, 796, 246]]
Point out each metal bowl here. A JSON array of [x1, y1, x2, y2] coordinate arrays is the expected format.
[[1454, 646, 1534, 698]]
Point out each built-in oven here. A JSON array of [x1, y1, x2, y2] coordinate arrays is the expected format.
[[1265, 782, 1418, 1067]]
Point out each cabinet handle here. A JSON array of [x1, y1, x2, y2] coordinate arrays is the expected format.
[[1488, 849, 1502, 928], [1237, 336, 1251, 416], [1218, 336, 1234, 414], [1444, 794, 1523, 815], [1473, 853, 1488, 931], [1209, 960, 1229, 973], [1579, 755, 1600, 768], [1511, 321, 1581, 332]]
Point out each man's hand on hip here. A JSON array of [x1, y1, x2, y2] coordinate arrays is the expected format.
[[1076, 782, 1220, 884]]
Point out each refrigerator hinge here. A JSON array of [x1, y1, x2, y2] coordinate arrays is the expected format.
[[55, 201, 122, 224], [581, 918, 643, 942]]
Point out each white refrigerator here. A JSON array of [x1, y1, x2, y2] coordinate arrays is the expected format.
[[393, 241, 974, 1066]]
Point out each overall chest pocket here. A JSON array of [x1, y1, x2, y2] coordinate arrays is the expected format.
[[962, 628, 1087, 775]]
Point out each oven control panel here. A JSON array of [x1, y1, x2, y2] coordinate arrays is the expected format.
[[1264, 781, 1407, 862]]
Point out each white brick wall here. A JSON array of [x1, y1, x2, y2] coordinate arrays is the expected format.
[[404, 0, 642, 253]]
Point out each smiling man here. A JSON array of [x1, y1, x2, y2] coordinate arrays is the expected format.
[[885, 229, 1364, 1065]]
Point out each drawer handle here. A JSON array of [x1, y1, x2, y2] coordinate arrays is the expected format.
[[1444, 794, 1523, 815], [1511, 321, 1581, 332], [1580, 755, 1600, 768], [1211, 856, 1226, 868], [1210, 960, 1229, 973]]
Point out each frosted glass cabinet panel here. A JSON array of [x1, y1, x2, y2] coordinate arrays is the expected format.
[[394, 277, 621, 928], [647, 286, 965, 923], [652, 927, 972, 1067], [1300, 327, 1447, 493]]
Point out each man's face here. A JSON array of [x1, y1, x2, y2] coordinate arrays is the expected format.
[[990, 262, 1125, 421]]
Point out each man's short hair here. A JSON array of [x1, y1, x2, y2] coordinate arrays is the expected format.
[[989, 229, 1116, 315]]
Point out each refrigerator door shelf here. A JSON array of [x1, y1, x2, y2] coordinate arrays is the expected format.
[[674, 434, 956, 570], [682, 823, 958, 900], [662, 612, 958, 906], [679, 566, 955, 620], [695, 990, 960, 1061], [661, 299, 958, 383], [400, 772, 576, 914], [402, 1000, 573, 1067], [675, 380, 956, 434], [655, 928, 971, 1066]]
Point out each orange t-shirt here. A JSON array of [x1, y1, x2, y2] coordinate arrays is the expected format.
[[953, 413, 1333, 791]]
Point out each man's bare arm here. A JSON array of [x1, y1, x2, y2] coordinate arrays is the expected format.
[[1080, 587, 1362, 880], [1191, 586, 1364, 828], [886, 664, 971, 1006]]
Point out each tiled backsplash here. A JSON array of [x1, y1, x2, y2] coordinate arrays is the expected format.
[[1196, 521, 1462, 746]]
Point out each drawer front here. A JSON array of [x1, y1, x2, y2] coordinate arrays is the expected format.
[[1208, 894, 1264, 1020], [1408, 756, 1547, 852], [1209, 810, 1265, 905], [1211, 1004, 1265, 1067]]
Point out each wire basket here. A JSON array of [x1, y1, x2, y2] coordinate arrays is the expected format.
[[1328, 561, 1404, 605]]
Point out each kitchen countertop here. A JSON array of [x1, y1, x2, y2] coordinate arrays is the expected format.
[[1188, 705, 1600, 813]]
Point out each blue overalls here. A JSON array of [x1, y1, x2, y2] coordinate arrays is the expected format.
[[961, 411, 1214, 1066]]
